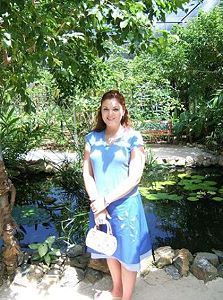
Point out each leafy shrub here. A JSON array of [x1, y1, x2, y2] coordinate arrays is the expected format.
[[28, 236, 61, 266]]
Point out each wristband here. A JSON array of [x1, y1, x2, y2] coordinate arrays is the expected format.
[[89, 199, 96, 203], [104, 196, 111, 208]]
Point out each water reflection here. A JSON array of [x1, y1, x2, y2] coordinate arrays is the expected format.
[[1, 167, 223, 254], [143, 167, 223, 253]]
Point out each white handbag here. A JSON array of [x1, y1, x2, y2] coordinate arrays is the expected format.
[[86, 220, 117, 256]]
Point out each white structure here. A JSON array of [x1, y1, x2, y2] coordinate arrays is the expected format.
[[155, 0, 220, 31]]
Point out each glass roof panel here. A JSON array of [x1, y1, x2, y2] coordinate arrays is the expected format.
[[155, 0, 220, 31]]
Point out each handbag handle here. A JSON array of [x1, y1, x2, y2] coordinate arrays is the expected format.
[[94, 220, 113, 235]]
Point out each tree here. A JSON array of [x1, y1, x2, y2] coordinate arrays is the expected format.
[[157, 7, 223, 144], [0, 0, 190, 276]]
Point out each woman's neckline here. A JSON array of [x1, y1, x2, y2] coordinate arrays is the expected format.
[[103, 126, 131, 146], [103, 126, 124, 146]]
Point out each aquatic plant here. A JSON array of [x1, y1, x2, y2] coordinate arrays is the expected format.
[[212, 197, 223, 202], [12, 205, 51, 226], [139, 189, 183, 201], [141, 167, 223, 203]]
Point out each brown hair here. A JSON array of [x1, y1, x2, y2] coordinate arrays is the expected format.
[[94, 90, 130, 132]]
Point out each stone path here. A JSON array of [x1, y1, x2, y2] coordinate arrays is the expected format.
[[23, 144, 222, 170], [148, 144, 221, 166], [1, 267, 223, 300]]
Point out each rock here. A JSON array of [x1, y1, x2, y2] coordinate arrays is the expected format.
[[173, 248, 193, 276], [164, 265, 181, 280], [212, 249, 223, 264], [0, 261, 4, 286], [196, 155, 204, 165], [202, 157, 212, 167], [12, 266, 36, 287], [93, 274, 112, 291], [88, 259, 110, 274], [139, 255, 156, 277], [69, 253, 90, 269], [66, 244, 84, 258], [185, 156, 194, 166], [190, 257, 218, 282], [195, 252, 219, 267], [26, 264, 45, 282], [46, 268, 61, 276], [154, 246, 175, 268], [218, 155, 223, 166], [217, 263, 223, 278], [59, 265, 85, 287], [85, 268, 103, 284], [40, 272, 60, 286]]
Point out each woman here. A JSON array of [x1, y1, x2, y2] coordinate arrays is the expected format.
[[83, 90, 152, 300]]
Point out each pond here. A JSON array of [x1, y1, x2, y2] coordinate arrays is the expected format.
[[1, 166, 223, 254], [141, 166, 223, 253]]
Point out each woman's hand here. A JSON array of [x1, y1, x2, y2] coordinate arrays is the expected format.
[[94, 209, 111, 226], [90, 197, 105, 215]]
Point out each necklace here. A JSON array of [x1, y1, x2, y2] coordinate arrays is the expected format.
[[105, 127, 124, 146], [105, 135, 116, 146]]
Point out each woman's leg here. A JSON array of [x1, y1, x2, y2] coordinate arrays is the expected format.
[[121, 265, 137, 300], [107, 258, 123, 297]]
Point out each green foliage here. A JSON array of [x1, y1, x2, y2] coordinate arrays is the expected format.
[[93, 47, 180, 123], [28, 236, 61, 266], [157, 7, 223, 147], [0, 0, 189, 109], [0, 105, 48, 162], [60, 209, 89, 244], [54, 163, 90, 244]]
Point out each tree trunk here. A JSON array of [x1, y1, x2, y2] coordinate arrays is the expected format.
[[0, 149, 20, 280]]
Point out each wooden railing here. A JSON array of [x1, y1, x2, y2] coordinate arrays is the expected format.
[[140, 120, 173, 143]]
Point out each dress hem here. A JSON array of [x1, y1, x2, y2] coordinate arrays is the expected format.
[[90, 249, 152, 272]]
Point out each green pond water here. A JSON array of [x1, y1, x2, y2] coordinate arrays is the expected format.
[[1, 167, 223, 254]]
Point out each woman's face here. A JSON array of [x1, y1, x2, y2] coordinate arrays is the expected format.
[[101, 98, 125, 129]]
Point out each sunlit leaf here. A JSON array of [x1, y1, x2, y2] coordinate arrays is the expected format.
[[38, 243, 48, 257]]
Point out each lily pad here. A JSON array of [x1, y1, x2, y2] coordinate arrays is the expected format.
[[148, 182, 165, 191], [167, 194, 183, 201], [187, 196, 199, 201], [178, 173, 191, 179], [183, 183, 218, 192], [206, 191, 217, 195], [212, 197, 223, 202], [147, 180, 177, 191], [191, 175, 205, 180], [201, 185, 218, 192], [204, 180, 218, 186], [189, 193, 197, 196], [183, 183, 202, 191], [12, 205, 51, 226], [142, 192, 182, 201], [139, 187, 150, 196], [159, 180, 176, 186]]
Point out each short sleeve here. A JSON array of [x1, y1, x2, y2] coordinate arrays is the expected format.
[[85, 133, 91, 148], [130, 131, 144, 151], [85, 132, 95, 152]]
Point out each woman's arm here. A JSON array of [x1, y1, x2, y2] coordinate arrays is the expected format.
[[83, 143, 110, 225], [106, 146, 145, 203], [91, 146, 145, 214], [83, 143, 99, 201]]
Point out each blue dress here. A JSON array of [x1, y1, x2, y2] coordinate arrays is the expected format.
[[85, 128, 152, 271]]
